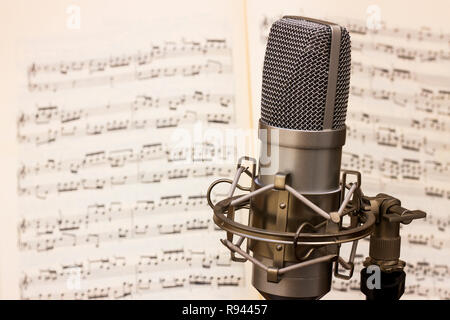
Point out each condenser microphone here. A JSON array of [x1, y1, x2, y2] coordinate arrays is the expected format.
[[208, 16, 426, 301], [249, 16, 351, 299]]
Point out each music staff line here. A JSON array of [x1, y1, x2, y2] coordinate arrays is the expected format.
[[20, 252, 448, 299], [28, 60, 231, 92], [28, 38, 230, 78], [17, 197, 448, 248], [20, 249, 234, 288], [18, 195, 212, 236], [348, 110, 449, 134], [18, 164, 234, 200], [18, 237, 449, 296], [18, 204, 447, 252], [17, 109, 233, 146], [17, 91, 233, 128], [351, 61, 450, 86], [260, 16, 450, 44], [342, 152, 450, 182], [16, 149, 449, 202], [29, 59, 449, 95], [21, 249, 448, 290], [18, 113, 448, 153], [18, 217, 223, 252], [17, 144, 450, 187], [351, 38, 450, 62], [16, 152, 450, 202], [21, 269, 244, 300], [402, 232, 448, 250], [350, 86, 450, 119], [346, 122, 449, 155], [18, 143, 236, 180], [357, 232, 450, 251], [17, 110, 449, 158], [343, 19, 450, 44]]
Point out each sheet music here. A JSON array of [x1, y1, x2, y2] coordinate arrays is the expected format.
[[14, 1, 254, 299], [4, 0, 448, 300], [246, 0, 450, 299]]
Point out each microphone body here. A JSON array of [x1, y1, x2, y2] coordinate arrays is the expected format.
[[250, 16, 351, 299], [250, 123, 345, 299]]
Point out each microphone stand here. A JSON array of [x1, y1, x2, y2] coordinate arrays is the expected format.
[[358, 193, 426, 300]]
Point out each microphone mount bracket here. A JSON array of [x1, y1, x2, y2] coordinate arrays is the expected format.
[[207, 158, 376, 283], [207, 156, 427, 296]]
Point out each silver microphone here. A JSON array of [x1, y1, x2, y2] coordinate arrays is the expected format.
[[250, 16, 351, 300], [207, 16, 425, 300]]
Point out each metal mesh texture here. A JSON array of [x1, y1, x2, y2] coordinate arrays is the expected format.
[[260, 17, 351, 131]]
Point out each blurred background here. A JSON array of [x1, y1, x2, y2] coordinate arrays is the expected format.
[[0, 0, 448, 299]]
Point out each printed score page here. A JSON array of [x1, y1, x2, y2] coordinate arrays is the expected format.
[[4, 0, 257, 299]]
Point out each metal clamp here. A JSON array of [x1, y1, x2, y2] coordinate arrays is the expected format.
[[293, 222, 322, 260], [334, 240, 358, 280], [221, 238, 337, 283], [208, 165, 375, 283], [210, 169, 375, 246]]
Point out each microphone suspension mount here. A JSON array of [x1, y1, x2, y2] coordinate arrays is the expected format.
[[207, 156, 426, 299]]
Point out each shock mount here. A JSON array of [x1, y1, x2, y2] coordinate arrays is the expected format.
[[207, 156, 426, 300]]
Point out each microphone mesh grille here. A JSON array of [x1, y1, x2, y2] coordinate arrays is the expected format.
[[261, 17, 351, 131]]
